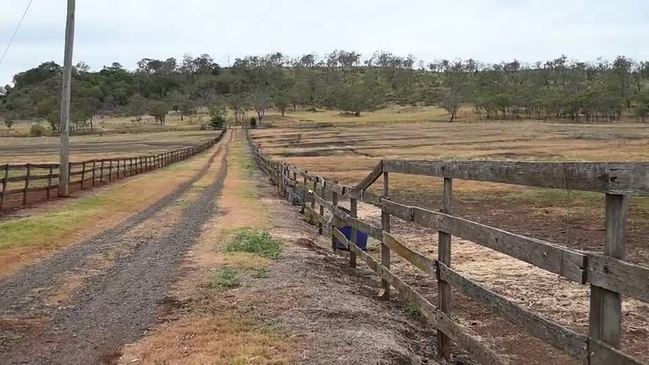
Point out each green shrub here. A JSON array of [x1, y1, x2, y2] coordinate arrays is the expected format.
[[209, 268, 241, 289], [249, 117, 257, 129], [210, 115, 226, 130], [30, 124, 45, 137], [406, 303, 421, 318], [224, 228, 282, 259]]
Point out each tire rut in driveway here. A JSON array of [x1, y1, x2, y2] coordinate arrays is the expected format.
[[0, 135, 230, 364]]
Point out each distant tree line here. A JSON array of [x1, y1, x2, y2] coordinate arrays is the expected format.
[[1, 51, 649, 130]]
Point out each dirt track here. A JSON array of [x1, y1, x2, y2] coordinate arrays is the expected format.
[[1, 130, 447, 364], [0, 131, 231, 364]]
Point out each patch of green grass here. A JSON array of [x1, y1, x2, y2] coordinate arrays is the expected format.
[[240, 157, 254, 176], [224, 228, 282, 259], [0, 195, 107, 250], [406, 303, 421, 318], [209, 268, 241, 289]]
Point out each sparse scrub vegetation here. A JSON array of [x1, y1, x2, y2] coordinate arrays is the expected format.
[[406, 303, 421, 318], [29, 123, 46, 136]]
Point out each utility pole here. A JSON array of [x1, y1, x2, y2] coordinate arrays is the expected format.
[[58, 0, 75, 197]]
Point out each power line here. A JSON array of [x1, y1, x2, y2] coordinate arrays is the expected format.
[[0, 0, 34, 67]]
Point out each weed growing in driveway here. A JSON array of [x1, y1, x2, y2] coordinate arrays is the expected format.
[[224, 228, 282, 259], [210, 268, 241, 289], [406, 303, 421, 318]]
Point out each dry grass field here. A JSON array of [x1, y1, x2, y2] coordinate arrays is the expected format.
[[250, 116, 649, 364], [263, 104, 453, 126], [0, 130, 219, 164], [1, 110, 211, 138], [251, 119, 649, 263]]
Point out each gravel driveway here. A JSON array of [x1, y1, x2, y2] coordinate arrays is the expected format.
[[0, 132, 230, 364]]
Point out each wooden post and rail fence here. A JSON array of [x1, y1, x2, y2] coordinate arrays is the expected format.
[[248, 133, 649, 365], [0, 130, 225, 211]]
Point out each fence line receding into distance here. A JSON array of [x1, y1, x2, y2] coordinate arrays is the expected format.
[[248, 131, 649, 365], [0, 130, 225, 211]]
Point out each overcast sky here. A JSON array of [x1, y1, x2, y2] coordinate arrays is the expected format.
[[1, 0, 649, 85]]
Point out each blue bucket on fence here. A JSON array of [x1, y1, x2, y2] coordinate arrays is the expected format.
[[335, 226, 369, 251]]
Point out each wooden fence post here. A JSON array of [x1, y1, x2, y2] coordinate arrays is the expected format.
[[280, 164, 284, 193], [0, 164, 8, 210], [92, 160, 96, 186], [331, 185, 339, 250], [588, 193, 629, 364], [437, 177, 453, 360], [81, 161, 86, 189], [279, 164, 285, 194], [301, 173, 307, 214], [100, 161, 105, 183], [292, 171, 298, 205], [47, 166, 52, 199], [380, 171, 391, 299], [311, 179, 317, 211], [108, 160, 113, 182], [284, 167, 289, 197], [284, 165, 289, 200], [319, 180, 326, 234], [23, 164, 31, 206], [350, 194, 358, 268], [116, 159, 120, 179]]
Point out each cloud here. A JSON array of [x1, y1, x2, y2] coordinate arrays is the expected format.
[[1, 0, 649, 85]]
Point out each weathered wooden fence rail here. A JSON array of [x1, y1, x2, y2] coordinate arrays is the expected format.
[[248, 132, 649, 365], [0, 130, 225, 211]]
